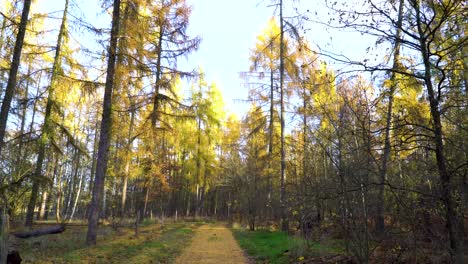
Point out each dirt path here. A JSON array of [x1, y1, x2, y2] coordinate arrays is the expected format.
[[175, 224, 248, 264]]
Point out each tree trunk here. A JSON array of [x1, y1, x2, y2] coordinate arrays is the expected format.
[[17, 64, 31, 167], [65, 149, 81, 219], [39, 191, 48, 220], [414, 2, 464, 262], [25, 0, 70, 226], [89, 113, 100, 195], [0, 0, 32, 151], [375, 0, 404, 235], [143, 187, 149, 219], [0, 207, 8, 263], [86, 0, 121, 245], [268, 68, 274, 218], [121, 107, 135, 216], [278, 0, 288, 232], [195, 118, 202, 217], [55, 160, 64, 223], [151, 19, 165, 127], [69, 165, 84, 221]]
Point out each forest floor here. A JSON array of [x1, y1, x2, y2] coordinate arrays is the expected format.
[[175, 224, 249, 264], [10, 220, 202, 263]]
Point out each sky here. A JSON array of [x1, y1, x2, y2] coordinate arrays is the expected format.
[[181, 0, 377, 117], [33, 0, 376, 118], [180, 0, 272, 116]]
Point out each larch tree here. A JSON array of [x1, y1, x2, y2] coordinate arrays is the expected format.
[[25, 0, 70, 227], [0, 0, 31, 157], [0, 0, 31, 261], [86, 0, 121, 245]]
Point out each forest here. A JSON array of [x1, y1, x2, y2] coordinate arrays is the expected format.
[[0, 0, 466, 263]]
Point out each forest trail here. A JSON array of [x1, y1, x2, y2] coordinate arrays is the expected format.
[[175, 224, 248, 264]]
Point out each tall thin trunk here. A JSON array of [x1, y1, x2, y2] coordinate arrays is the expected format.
[[186, 193, 191, 217], [0, 0, 31, 152], [39, 161, 54, 220], [337, 111, 351, 252], [268, 68, 274, 216], [0, 6, 30, 253], [151, 20, 165, 127], [121, 163, 129, 216], [143, 187, 149, 219], [39, 192, 48, 221], [89, 113, 100, 194], [64, 149, 80, 218], [302, 84, 308, 182], [119, 3, 133, 217], [195, 117, 202, 217], [86, 0, 121, 245], [23, 77, 41, 163], [0, 18, 8, 93], [101, 184, 107, 219], [17, 64, 32, 166], [0, 17, 9, 100], [56, 161, 64, 223], [69, 166, 84, 221], [200, 132, 210, 216], [25, 0, 70, 226], [279, 0, 288, 232], [376, 0, 404, 234], [0, 208, 8, 264], [414, 1, 464, 262], [46, 154, 59, 220]]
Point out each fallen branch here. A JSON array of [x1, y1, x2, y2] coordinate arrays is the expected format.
[[12, 225, 65, 238]]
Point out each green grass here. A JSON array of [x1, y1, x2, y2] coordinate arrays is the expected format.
[[233, 229, 292, 264], [14, 221, 201, 263], [232, 228, 345, 264]]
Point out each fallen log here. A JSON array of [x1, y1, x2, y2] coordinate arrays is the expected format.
[[13, 225, 65, 238]]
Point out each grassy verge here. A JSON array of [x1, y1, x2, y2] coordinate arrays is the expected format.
[[12, 221, 201, 263], [232, 228, 345, 264]]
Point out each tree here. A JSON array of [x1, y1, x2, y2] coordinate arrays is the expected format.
[[86, 0, 121, 245], [0, 0, 31, 153], [0, 0, 31, 261], [410, 1, 464, 261], [25, 0, 70, 227], [246, 14, 299, 230], [315, 0, 465, 261], [375, 0, 404, 234]]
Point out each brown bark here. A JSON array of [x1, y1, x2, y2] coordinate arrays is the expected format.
[[0, 0, 31, 152], [413, 1, 464, 262], [86, 0, 121, 245], [55, 162, 64, 223]]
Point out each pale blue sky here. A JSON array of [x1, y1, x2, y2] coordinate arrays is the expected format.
[[181, 0, 376, 117], [181, 0, 272, 116], [33, 0, 376, 117]]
